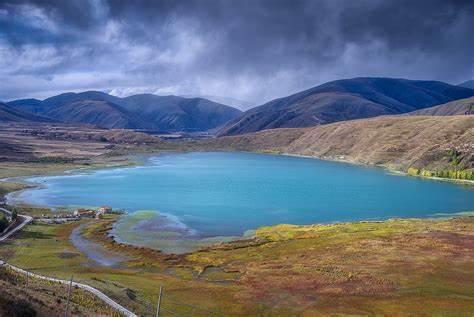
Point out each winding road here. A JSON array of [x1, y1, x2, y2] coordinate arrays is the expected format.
[[0, 207, 137, 317], [0, 208, 33, 242]]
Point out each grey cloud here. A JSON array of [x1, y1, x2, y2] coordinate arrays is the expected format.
[[0, 0, 472, 105]]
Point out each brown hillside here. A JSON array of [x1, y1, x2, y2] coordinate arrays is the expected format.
[[218, 78, 474, 136], [408, 97, 474, 116], [199, 115, 474, 172]]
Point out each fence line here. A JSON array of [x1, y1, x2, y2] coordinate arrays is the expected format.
[[0, 261, 137, 316]]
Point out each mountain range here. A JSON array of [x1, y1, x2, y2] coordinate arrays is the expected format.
[[6, 92, 242, 131], [218, 77, 474, 136], [3, 77, 473, 133]]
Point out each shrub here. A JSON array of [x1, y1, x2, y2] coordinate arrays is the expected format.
[[448, 149, 461, 166], [0, 214, 9, 232], [5, 299, 37, 317]]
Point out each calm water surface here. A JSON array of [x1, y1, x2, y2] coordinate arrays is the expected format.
[[13, 152, 474, 250]]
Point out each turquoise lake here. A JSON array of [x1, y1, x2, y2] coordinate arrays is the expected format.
[[13, 152, 474, 251]]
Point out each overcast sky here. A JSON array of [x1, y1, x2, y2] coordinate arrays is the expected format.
[[1, 0, 473, 107]]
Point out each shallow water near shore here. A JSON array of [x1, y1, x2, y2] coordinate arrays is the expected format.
[[70, 223, 128, 266], [12, 152, 474, 253]]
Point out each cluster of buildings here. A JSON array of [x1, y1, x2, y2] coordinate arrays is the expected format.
[[38, 205, 114, 224], [73, 205, 113, 219]]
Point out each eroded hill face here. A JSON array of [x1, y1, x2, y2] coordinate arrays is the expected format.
[[218, 77, 474, 136]]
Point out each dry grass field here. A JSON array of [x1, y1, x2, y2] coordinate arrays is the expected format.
[[1, 214, 473, 316]]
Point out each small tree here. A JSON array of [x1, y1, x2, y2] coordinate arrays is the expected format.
[[0, 214, 8, 232], [11, 209, 18, 220]]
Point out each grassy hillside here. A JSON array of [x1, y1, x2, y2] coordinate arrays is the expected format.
[[0, 115, 472, 182], [408, 97, 474, 116], [0, 123, 165, 170], [0, 266, 122, 316], [199, 115, 474, 180]]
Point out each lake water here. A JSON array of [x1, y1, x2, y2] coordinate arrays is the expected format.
[[12, 152, 474, 252]]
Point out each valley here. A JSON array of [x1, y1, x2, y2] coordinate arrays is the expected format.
[[1, 77, 473, 316], [1, 1, 473, 315]]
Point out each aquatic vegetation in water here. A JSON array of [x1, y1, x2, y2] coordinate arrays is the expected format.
[[112, 210, 240, 254]]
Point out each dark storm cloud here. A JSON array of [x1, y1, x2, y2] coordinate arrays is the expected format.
[[0, 0, 473, 106]]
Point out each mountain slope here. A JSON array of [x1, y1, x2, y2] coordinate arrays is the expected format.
[[202, 115, 474, 175], [0, 102, 53, 123], [121, 94, 242, 131], [459, 80, 474, 89], [43, 100, 154, 129], [408, 97, 474, 116], [8, 91, 241, 131], [6, 99, 44, 115], [219, 77, 474, 136], [42, 91, 123, 108], [182, 94, 254, 110]]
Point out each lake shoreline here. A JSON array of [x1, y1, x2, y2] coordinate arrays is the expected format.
[[280, 152, 474, 186], [77, 211, 474, 260], [3, 148, 473, 208], [4, 151, 474, 256], [5, 205, 473, 316]]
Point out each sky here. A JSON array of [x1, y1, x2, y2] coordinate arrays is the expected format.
[[0, 0, 473, 108]]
